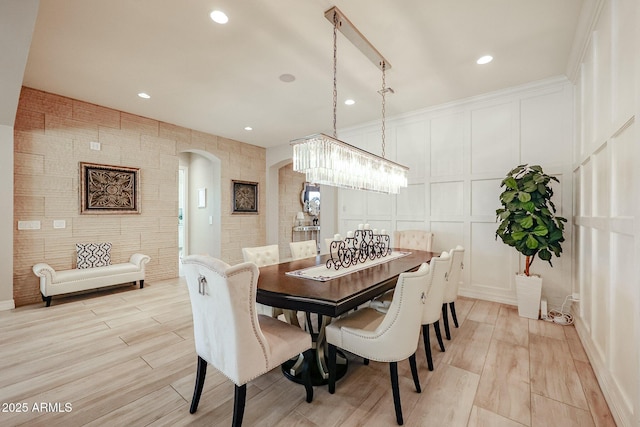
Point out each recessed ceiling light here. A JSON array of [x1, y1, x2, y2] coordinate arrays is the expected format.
[[279, 74, 296, 83], [210, 10, 228, 24], [344, 99, 355, 105], [476, 55, 493, 65], [138, 92, 150, 99], [244, 126, 253, 131]]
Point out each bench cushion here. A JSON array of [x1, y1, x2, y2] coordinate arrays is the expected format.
[[54, 262, 138, 284]]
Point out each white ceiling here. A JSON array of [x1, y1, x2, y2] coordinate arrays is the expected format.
[[22, 0, 585, 148]]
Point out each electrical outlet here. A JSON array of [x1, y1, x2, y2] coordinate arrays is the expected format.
[[53, 220, 66, 229]]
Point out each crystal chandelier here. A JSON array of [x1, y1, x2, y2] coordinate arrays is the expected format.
[[291, 7, 409, 194]]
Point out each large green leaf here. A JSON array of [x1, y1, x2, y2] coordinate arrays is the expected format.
[[526, 235, 539, 249], [517, 192, 531, 202], [532, 225, 548, 236], [511, 231, 527, 241]]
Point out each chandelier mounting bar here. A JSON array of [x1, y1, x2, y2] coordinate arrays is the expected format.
[[323, 6, 391, 71]]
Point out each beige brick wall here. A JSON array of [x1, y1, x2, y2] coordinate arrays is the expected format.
[[14, 87, 266, 306], [278, 163, 311, 259]]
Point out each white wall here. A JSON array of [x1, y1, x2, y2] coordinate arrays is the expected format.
[[0, 0, 39, 310], [0, 125, 15, 309], [571, 0, 639, 425], [336, 77, 574, 311]]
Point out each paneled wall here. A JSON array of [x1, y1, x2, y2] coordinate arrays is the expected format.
[[572, 0, 639, 425], [337, 77, 574, 310], [13, 87, 266, 306]]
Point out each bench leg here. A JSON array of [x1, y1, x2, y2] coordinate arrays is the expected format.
[[139, 280, 144, 289], [41, 294, 52, 307]]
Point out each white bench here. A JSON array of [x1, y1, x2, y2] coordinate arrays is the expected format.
[[32, 253, 150, 306]]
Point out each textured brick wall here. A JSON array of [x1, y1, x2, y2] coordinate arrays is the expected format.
[[13, 87, 266, 306], [278, 163, 310, 259]]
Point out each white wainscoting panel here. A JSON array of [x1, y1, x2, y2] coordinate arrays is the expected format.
[[430, 112, 465, 177], [396, 120, 427, 182], [470, 102, 514, 175], [591, 228, 610, 363], [470, 222, 513, 294], [520, 89, 570, 167], [471, 179, 502, 217], [431, 181, 463, 217], [610, 232, 637, 409], [367, 192, 393, 217], [611, 124, 634, 217], [397, 183, 426, 219], [593, 145, 610, 217], [580, 159, 593, 217]]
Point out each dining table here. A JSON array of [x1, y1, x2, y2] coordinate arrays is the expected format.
[[256, 249, 434, 385]]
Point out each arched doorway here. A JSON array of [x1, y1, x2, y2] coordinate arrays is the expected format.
[[178, 150, 221, 274]]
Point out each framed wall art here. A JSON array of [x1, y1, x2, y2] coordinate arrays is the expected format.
[[232, 180, 258, 214], [80, 162, 141, 214]]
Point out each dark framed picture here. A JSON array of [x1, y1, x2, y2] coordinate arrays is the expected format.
[[80, 162, 140, 214], [232, 180, 258, 214]]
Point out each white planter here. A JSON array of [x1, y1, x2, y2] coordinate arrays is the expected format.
[[515, 274, 542, 319]]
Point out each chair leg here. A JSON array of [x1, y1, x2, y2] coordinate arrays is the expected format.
[[190, 356, 207, 414], [442, 303, 451, 340], [409, 353, 421, 393], [139, 279, 144, 289], [450, 302, 459, 327], [422, 324, 433, 371], [363, 358, 370, 365], [232, 384, 247, 427], [302, 349, 314, 403], [389, 362, 403, 425], [328, 343, 337, 394], [434, 320, 445, 352]]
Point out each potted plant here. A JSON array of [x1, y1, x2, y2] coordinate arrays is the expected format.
[[495, 164, 567, 319]]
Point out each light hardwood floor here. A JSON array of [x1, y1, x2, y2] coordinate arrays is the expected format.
[[0, 278, 616, 426]]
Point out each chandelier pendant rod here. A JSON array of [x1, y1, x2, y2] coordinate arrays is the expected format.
[[324, 6, 391, 71]]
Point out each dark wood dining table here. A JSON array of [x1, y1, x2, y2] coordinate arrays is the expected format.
[[256, 249, 434, 385]]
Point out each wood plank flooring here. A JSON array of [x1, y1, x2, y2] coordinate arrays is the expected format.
[[0, 278, 616, 426]]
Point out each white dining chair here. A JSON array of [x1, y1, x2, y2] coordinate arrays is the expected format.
[[393, 229, 434, 252], [289, 239, 318, 260], [325, 263, 430, 425], [182, 255, 313, 426], [442, 245, 465, 340], [242, 244, 283, 318], [419, 251, 450, 370]]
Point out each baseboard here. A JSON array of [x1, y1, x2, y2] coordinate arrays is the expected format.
[[574, 316, 631, 427], [0, 299, 15, 311]]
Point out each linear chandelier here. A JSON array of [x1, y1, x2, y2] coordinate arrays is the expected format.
[[291, 6, 409, 194]]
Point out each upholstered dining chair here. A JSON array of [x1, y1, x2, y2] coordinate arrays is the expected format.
[[326, 263, 430, 425], [374, 251, 450, 371], [242, 244, 283, 318], [393, 229, 434, 252], [182, 255, 313, 427], [289, 239, 318, 260], [419, 251, 450, 371], [442, 245, 465, 340]]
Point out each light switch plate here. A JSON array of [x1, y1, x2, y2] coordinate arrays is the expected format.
[[18, 220, 41, 230], [53, 220, 66, 229]]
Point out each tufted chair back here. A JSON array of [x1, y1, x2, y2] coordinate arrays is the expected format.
[[326, 262, 430, 363], [421, 251, 450, 325], [242, 244, 280, 267], [443, 246, 464, 304], [181, 255, 314, 425], [325, 262, 431, 425], [289, 240, 318, 260], [393, 230, 434, 252], [182, 255, 269, 385]]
